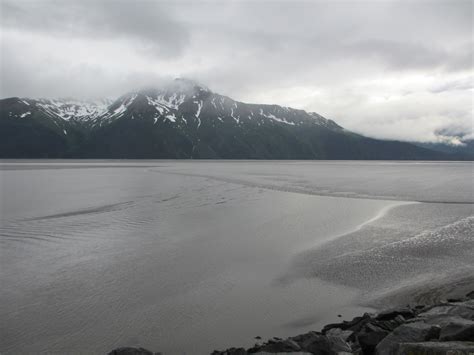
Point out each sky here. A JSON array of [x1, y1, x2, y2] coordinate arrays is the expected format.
[[0, 0, 472, 144]]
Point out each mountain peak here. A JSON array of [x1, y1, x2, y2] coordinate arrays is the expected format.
[[171, 78, 211, 93], [135, 78, 211, 99]]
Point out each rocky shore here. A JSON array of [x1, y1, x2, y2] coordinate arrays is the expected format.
[[109, 291, 474, 355]]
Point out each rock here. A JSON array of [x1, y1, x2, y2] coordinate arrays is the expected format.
[[466, 290, 474, 299], [290, 332, 334, 354], [107, 347, 159, 355], [365, 322, 387, 333], [438, 317, 474, 341], [376, 320, 401, 332], [395, 341, 474, 354], [322, 313, 372, 334], [325, 328, 353, 342], [461, 299, 474, 307], [374, 322, 440, 355], [327, 335, 352, 353], [248, 339, 301, 353], [418, 303, 474, 322], [211, 348, 248, 355], [303, 337, 333, 354], [375, 307, 414, 321], [357, 330, 389, 355]]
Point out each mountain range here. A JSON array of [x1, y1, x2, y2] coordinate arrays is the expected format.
[[0, 79, 471, 160]]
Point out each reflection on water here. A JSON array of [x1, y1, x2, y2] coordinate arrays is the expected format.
[[0, 161, 473, 354]]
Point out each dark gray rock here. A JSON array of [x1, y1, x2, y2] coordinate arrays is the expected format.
[[395, 341, 474, 354], [357, 330, 389, 355], [289, 331, 321, 347], [375, 307, 414, 321], [302, 335, 334, 354], [418, 303, 474, 322], [438, 317, 474, 341], [365, 322, 387, 333], [327, 335, 352, 353], [286, 332, 336, 354], [375, 322, 440, 355], [107, 347, 159, 355], [322, 313, 372, 335], [211, 348, 248, 355], [325, 328, 353, 341], [248, 339, 301, 353]]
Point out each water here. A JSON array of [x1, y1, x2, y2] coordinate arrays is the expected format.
[[1, 160, 473, 354]]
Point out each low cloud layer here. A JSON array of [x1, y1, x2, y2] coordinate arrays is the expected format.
[[1, 0, 472, 143]]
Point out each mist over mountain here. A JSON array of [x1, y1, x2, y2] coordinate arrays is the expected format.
[[0, 79, 470, 160]]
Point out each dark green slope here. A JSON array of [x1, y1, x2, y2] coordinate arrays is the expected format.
[[0, 97, 85, 158], [79, 114, 448, 160], [413, 140, 474, 159]]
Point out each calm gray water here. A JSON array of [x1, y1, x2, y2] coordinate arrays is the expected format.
[[1, 161, 473, 354]]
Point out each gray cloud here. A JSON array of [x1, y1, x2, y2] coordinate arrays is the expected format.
[[347, 39, 472, 72], [0, 0, 472, 143], [1, 0, 189, 57], [430, 76, 474, 93]]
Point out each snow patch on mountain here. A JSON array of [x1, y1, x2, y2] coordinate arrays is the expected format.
[[156, 93, 186, 110], [166, 113, 177, 123], [195, 100, 203, 118], [35, 99, 110, 122], [110, 94, 137, 119], [147, 96, 168, 115], [259, 108, 295, 125]]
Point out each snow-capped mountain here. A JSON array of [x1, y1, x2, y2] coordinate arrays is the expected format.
[[6, 79, 341, 129], [0, 79, 466, 159]]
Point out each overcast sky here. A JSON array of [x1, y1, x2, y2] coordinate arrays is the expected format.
[[0, 0, 472, 143]]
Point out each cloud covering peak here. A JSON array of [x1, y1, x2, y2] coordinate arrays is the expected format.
[[1, 0, 472, 143]]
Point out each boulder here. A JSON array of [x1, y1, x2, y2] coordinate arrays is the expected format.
[[291, 332, 334, 354], [327, 335, 352, 353], [365, 323, 386, 333], [248, 339, 301, 353], [375, 307, 414, 321], [438, 317, 474, 341], [266, 339, 301, 352], [395, 341, 474, 354], [211, 348, 248, 355], [374, 322, 440, 355], [357, 330, 389, 355], [290, 331, 323, 348], [107, 347, 159, 355], [322, 313, 372, 334], [251, 353, 312, 355], [418, 302, 474, 322], [325, 328, 353, 342]]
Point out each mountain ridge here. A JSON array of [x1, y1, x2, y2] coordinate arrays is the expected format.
[[0, 79, 470, 160]]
